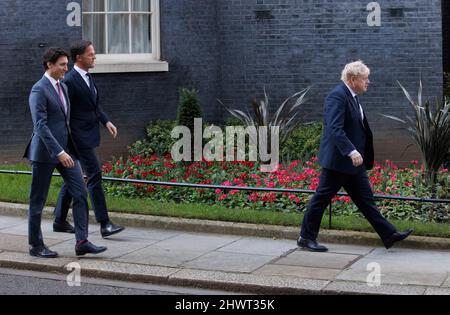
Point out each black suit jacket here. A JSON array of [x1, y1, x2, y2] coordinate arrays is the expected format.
[[318, 83, 374, 174], [63, 68, 110, 149]]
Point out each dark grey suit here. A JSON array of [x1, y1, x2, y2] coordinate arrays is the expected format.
[[24, 75, 89, 247]]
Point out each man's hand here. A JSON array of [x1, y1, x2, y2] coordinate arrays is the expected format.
[[106, 122, 118, 139], [350, 151, 364, 167], [58, 152, 75, 169]]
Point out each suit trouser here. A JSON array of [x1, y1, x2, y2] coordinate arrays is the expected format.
[[300, 168, 397, 246], [29, 159, 89, 247], [54, 148, 109, 224]]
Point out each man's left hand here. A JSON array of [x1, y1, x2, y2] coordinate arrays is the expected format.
[[106, 122, 118, 139]]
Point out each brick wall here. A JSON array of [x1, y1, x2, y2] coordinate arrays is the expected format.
[[0, 0, 443, 165], [443, 0, 450, 74]]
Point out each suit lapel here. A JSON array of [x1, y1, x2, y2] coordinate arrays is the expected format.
[[42, 76, 68, 119], [342, 84, 365, 128], [72, 69, 98, 106]]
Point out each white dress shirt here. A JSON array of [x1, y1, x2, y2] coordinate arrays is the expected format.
[[74, 65, 93, 89]]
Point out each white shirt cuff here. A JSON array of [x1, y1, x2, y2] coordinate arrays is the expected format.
[[349, 150, 358, 157], [57, 150, 65, 157]]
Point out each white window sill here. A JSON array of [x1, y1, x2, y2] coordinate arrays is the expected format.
[[90, 55, 169, 73]]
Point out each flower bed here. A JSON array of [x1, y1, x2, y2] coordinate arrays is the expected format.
[[102, 155, 449, 223]]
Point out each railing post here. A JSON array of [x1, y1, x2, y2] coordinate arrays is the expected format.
[[329, 203, 332, 229]]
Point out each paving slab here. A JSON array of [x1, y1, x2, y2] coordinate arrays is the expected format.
[[218, 237, 297, 256], [324, 280, 427, 295], [254, 264, 341, 281], [274, 250, 361, 269], [115, 245, 209, 267], [0, 216, 26, 230], [324, 243, 375, 256], [367, 248, 450, 263], [49, 236, 155, 260], [0, 233, 62, 253], [336, 257, 449, 286], [91, 226, 180, 241], [0, 220, 99, 241], [183, 251, 276, 273], [153, 233, 241, 252]]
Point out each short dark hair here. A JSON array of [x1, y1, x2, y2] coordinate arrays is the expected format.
[[42, 48, 69, 70], [70, 40, 93, 63]]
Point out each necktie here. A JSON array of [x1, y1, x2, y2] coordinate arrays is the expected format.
[[56, 82, 67, 115], [354, 95, 364, 121], [86, 72, 97, 97]]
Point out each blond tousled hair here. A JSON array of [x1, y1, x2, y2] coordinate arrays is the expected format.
[[341, 60, 370, 83]]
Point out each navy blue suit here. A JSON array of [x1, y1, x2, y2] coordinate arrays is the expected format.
[[300, 83, 397, 247], [54, 68, 110, 224], [24, 75, 89, 246]]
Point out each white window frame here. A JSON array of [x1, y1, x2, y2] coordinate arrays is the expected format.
[[83, 0, 168, 73]]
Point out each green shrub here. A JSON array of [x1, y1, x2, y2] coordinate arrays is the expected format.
[[281, 122, 322, 162], [177, 88, 203, 134], [128, 120, 177, 157]]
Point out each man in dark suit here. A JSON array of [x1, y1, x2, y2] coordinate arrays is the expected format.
[[25, 48, 107, 258], [298, 60, 413, 252], [53, 40, 124, 238]]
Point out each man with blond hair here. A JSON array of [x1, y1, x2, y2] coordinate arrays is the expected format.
[[297, 60, 413, 252]]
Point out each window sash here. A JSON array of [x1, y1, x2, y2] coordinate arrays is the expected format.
[[83, 0, 158, 57]]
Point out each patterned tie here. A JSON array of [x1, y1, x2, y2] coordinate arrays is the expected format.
[[56, 82, 67, 115], [86, 72, 97, 97]]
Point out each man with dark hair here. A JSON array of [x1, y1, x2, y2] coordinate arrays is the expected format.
[[297, 60, 413, 252], [24, 48, 107, 257], [53, 40, 124, 238]]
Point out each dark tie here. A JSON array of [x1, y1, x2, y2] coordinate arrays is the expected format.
[[354, 95, 364, 121], [86, 72, 97, 97]]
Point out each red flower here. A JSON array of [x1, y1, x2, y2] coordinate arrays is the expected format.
[[248, 193, 259, 202], [102, 163, 113, 173], [115, 170, 124, 176], [289, 194, 301, 203], [261, 193, 277, 203]]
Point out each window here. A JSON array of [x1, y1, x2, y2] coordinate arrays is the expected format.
[[82, 0, 168, 73]]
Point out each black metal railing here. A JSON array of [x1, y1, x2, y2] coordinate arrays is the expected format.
[[1, 169, 449, 228]]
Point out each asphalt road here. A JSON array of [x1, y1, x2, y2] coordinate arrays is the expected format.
[[0, 267, 239, 295]]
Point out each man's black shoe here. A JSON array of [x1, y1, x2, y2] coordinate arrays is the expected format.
[[30, 245, 59, 258], [75, 241, 107, 256], [297, 237, 328, 252], [101, 222, 125, 238], [53, 221, 75, 234], [385, 229, 414, 249]]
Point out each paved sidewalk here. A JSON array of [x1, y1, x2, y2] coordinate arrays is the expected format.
[[0, 213, 449, 295]]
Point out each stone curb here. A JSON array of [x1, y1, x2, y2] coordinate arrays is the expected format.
[[0, 251, 439, 295], [0, 202, 449, 250]]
